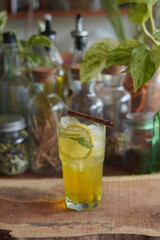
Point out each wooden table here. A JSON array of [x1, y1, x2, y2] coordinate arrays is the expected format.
[[0, 174, 160, 240]]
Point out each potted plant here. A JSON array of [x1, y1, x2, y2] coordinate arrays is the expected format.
[[80, 0, 160, 95]]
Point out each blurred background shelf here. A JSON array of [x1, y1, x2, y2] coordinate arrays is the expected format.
[[5, 0, 128, 19]]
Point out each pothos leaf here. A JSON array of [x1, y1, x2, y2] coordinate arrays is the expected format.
[[80, 38, 119, 83], [130, 45, 157, 91], [116, 0, 157, 5], [153, 30, 160, 42], [128, 3, 150, 24], [28, 34, 53, 48], [107, 39, 143, 67], [0, 11, 7, 32]]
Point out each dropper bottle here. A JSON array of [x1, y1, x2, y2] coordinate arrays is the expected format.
[[71, 13, 88, 64], [68, 14, 88, 96], [40, 14, 66, 101], [40, 13, 63, 65]]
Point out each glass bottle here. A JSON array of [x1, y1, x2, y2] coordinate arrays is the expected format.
[[67, 14, 88, 97], [0, 31, 30, 119], [35, 14, 66, 101], [40, 13, 63, 66], [98, 66, 131, 165], [71, 13, 88, 64], [68, 64, 103, 118], [151, 110, 160, 172], [0, 114, 29, 175], [123, 112, 154, 174], [29, 66, 66, 175], [146, 68, 160, 113]]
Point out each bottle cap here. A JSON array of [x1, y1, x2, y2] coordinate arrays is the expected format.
[[41, 14, 56, 40], [0, 115, 26, 132], [126, 112, 154, 130], [32, 66, 58, 82], [3, 31, 17, 44], [71, 13, 88, 38]]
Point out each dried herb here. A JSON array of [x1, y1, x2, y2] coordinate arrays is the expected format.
[[31, 114, 61, 174]]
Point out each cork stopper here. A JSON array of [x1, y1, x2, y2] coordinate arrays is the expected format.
[[102, 65, 125, 76], [70, 63, 80, 80], [32, 66, 58, 83]]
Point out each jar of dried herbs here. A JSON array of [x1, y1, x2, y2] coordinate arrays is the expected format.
[[0, 114, 29, 175], [123, 112, 154, 174], [29, 67, 66, 175]]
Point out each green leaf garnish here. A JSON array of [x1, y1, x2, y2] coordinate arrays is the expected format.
[[59, 131, 94, 149], [70, 137, 94, 149]]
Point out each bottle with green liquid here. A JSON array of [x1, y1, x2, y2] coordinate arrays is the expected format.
[[151, 111, 160, 172]]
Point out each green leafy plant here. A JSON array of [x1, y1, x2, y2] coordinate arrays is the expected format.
[[101, 0, 127, 41], [0, 11, 7, 44], [15, 33, 54, 69], [80, 0, 160, 92]]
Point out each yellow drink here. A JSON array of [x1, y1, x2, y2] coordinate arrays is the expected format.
[[57, 116, 106, 210]]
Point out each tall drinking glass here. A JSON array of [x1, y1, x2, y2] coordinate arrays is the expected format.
[[57, 115, 106, 211]]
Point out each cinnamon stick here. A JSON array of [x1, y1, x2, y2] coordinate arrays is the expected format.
[[68, 110, 114, 128]]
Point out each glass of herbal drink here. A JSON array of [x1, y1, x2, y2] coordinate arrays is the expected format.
[[57, 111, 112, 211]]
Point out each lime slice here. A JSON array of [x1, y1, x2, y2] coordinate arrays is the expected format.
[[59, 123, 94, 160]]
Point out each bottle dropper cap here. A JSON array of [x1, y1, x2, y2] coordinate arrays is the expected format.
[[41, 14, 56, 40], [3, 31, 17, 44], [71, 13, 88, 38]]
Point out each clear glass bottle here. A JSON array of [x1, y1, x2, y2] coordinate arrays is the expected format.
[[0, 31, 30, 119], [34, 14, 66, 101], [71, 13, 88, 64], [29, 66, 66, 175], [68, 64, 103, 118], [123, 112, 154, 174], [98, 67, 131, 165], [40, 13, 63, 65], [151, 110, 160, 172], [0, 114, 29, 175], [67, 14, 88, 97]]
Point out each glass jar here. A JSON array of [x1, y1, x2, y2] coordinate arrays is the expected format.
[[0, 114, 29, 175], [0, 31, 30, 120], [98, 67, 131, 165], [123, 112, 154, 174], [29, 66, 66, 175], [68, 63, 103, 118]]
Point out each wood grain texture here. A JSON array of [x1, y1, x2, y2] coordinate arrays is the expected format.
[[0, 175, 160, 239]]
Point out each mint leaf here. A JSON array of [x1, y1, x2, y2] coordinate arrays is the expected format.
[[71, 137, 94, 149], [130, 45, 157, 91], [107, 40, 142, 67], [128, 3, 149, 24], [59, 131, 93, 149], [80, 38, 119, 83]]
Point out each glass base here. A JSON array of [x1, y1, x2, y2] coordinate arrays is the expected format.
[[65, 197, 100, 211]]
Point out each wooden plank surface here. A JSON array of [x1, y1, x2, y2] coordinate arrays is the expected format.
[[0, 175, 160, 239]]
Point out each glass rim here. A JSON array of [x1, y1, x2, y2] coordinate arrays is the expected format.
[[57, 119, 106, 131]]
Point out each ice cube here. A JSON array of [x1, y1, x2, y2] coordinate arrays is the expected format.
[[60, 116, 80, 128], [88, 124, 104, 136]]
